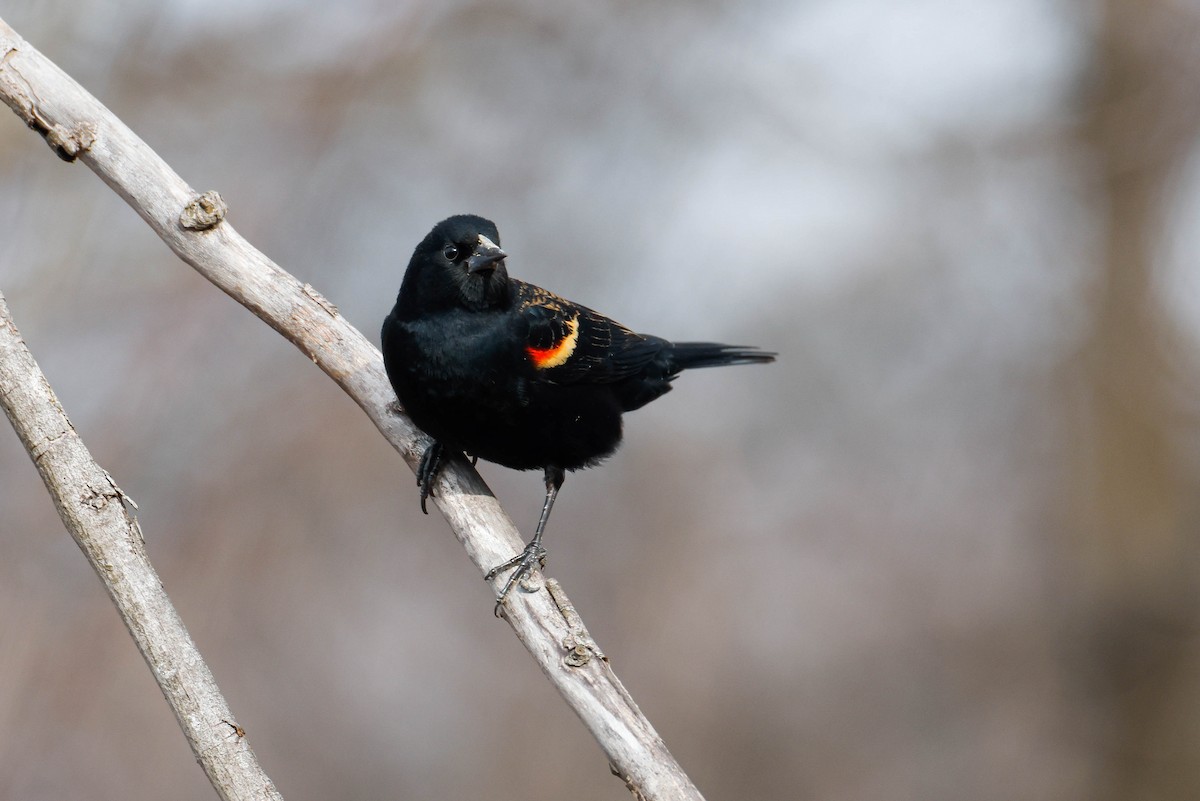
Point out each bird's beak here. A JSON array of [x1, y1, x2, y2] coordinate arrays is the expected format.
[[468, 236, 507, 274]]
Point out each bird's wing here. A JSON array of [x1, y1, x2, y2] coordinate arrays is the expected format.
[[514, 282, 664, 384]]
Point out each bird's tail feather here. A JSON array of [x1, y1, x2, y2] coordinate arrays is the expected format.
[[668, 342, 777, 371]]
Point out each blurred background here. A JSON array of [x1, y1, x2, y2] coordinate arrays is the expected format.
[[2, 1, 1200, 799]]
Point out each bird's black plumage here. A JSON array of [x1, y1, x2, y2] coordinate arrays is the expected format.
[[382, 214, 775, 612]]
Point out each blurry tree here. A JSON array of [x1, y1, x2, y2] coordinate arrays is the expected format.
[[1070, 1, 1200, 798]]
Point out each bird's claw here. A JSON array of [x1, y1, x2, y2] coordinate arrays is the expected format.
[[416, 442, 444, 514], [486, 542, 548, 617]]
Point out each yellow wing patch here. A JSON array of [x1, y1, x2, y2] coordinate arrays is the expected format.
[[527, 315, 580, 369]]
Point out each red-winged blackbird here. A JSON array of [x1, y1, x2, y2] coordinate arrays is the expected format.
[[382, 215, 775, 613]]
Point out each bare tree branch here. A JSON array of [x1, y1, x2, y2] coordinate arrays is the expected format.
[[0, 16, 702, 800], [0, 291, 283, 801]]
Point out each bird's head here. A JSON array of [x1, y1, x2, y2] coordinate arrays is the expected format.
[[398, 214, 510, 314]]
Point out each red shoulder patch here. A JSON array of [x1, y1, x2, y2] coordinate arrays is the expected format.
[[527, 315, 580, 369]]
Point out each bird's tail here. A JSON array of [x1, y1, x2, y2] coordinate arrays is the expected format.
[[668, 342, 777, 371]]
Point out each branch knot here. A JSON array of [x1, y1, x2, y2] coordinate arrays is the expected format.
[[180, 190, 227, 231], [43, 121, 95, 161]]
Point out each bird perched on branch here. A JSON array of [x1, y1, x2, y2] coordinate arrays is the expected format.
[[382, 214, 775, 614]]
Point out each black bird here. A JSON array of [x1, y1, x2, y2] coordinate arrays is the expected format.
[[382, 214, 775, 613]]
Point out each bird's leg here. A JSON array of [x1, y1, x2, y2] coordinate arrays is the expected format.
[[486, 466, 565, 616], [416, 441, 444, 514]]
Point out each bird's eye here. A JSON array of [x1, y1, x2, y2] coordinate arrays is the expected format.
[[443, 244, 459, 261]]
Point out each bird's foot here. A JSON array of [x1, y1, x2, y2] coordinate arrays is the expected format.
[[485, 541, 548, 617], [416, 442, 444, 514]]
